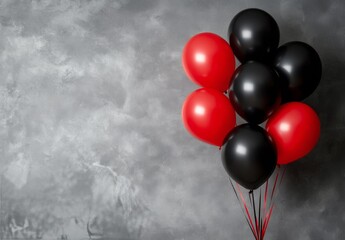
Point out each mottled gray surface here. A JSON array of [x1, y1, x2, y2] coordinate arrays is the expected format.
[[0, 0, 344, 239]]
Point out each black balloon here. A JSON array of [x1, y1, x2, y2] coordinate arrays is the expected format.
[[228, 8, 280, 63], [222, 124, 277, 190], [273, 41, 322, 102], [229, 61, 281, 124]]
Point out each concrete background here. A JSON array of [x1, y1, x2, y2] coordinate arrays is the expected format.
[[0, 0, 344, 239]]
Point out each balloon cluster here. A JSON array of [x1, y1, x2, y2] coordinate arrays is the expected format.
[[181, 8, 321, 228]]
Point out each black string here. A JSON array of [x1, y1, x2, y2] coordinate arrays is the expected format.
[[250, 190, 258, 238]]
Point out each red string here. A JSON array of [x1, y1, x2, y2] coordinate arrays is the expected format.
[[229, 166, 287, 240], [258, 189, 262, 240], [261, 166, 286, 239], [262, 204, 275, 236], [261, 180, 268, 239], [237, 184, 258, 240], [262, 168, 280, 238], [270, 167, 280, 201], [229, 179, 257, 239], [279, 166, 287, 186]]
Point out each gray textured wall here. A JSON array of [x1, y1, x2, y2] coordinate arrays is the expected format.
[[0, 0, 344, 239]]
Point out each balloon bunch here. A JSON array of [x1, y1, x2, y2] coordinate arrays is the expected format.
[[181, 8, 321, 240]]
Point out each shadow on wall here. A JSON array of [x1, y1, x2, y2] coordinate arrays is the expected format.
[[278, 18, 345, 211]]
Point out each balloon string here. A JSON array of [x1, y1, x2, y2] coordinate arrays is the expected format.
[[258, 189, 262, 240], [262, 168, 279, 239], [248, 191, 253, 216], [262, 203, 275, 237], [279, 165, 287, 186], [229, 179, 257, 239], [270, 166, 287, 207], [270, 166, 280, 201], [236, 183, 258, 240], [261, 166, 287, 239], [250, 190, 259, 238], [229, 166, 287, 240], [248, 191, 258, 239], [262, 179, 268, 239]]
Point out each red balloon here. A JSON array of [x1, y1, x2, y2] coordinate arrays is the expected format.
[[182, 88, 236, 147], [266, 102, 320, 165], [182, 32, 236, 92]]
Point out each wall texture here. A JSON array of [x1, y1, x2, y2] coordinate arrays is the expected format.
[[0, 0, 344, 239]]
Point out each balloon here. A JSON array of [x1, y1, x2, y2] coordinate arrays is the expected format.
[[228, 8, 280, 63], [182, 32, 236, 92], [273, 41, 322, 102], [229, 61, 281, 124], [182, 88, 236, 147], [266, 102, 320, 165], [222, 124, 277, 190]]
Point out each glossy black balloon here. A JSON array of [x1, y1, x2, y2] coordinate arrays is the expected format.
[[273, 41, 322, 102], [222, 124, 277, 190], [228, 8, 280, 63], [229, 61, 281, 124]]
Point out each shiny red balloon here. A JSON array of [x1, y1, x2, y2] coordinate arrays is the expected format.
[[182, 32, 236, 92], [266, 102, 320, 165], [182, 88, 236, 147]]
